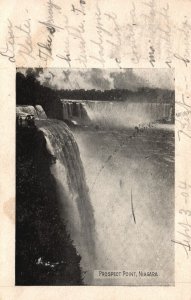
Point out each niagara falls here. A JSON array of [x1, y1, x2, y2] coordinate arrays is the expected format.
[[16, 68, 174, 286]]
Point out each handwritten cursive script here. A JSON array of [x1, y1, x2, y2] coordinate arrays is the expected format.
[[0, 19, 15, 63]]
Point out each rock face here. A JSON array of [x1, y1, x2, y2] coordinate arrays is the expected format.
[[16, 117, 95, 285], [16, 125, 83, 285]]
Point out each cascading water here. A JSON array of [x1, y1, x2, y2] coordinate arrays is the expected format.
[[16, 105, 96, 284], [16, 102, 174, 285], [60, 100, 89, 123], [83, 101, 172, 127], [60, 100, 172, 128], [35, 119, 96, 283]]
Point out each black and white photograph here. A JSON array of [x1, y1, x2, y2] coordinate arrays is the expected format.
[[16, 68, 174, 286]]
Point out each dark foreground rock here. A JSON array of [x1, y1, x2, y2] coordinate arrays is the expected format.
[[16, 125, 83, 285]]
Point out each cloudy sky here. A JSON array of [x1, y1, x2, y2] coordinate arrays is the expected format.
[[18, 68, 174, 91]]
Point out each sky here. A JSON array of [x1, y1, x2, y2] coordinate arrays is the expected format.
[[17, 68, 174, 91]]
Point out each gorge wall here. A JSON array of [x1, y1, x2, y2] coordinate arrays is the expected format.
[[16, 106, 95, 285]]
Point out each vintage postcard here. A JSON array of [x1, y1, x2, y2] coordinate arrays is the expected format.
[[0, 0, 191, 299], [15, 68, 175, 286]]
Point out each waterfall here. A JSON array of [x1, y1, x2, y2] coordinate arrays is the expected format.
[[60, 100, 89, 123], [35, 119, 96, 281], [16, 101, 174, 285], [60, 100, 172, 128], [83, 101, 172, 127]]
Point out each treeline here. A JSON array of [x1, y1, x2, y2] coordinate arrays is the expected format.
[[16, 71, 174, 110], [57, 87, 174, 103], [16, 72, 63, 119]]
